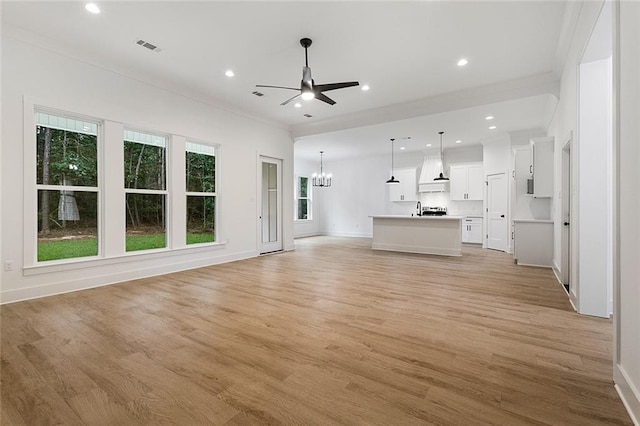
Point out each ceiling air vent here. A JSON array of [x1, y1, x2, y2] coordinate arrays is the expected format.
[[304, 114, 313, 118], [252, 91, 264, 97], [135, 39, 162, 52]]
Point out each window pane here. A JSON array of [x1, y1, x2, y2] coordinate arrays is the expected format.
[[186, 196, 215, 244], [299, 177, 308, 198], [186, 149, 215, 193], [125, 193, 166, 251], [37, 190, 98, 261], [37, 122, 98, 187], [297, 199, 308, 220], [124, 136, 166, 190]]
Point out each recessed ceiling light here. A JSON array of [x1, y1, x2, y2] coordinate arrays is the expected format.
[[426, 144, 432, 147], [456, 140, 462, 144], [489, 125, 497, 130], [400, 147, 406, 150], [85, 3, 100, 14], [294, 103, 302, 108], [485, 115, 494, 120], [457, 58, 468, 67], [225, 70, 235, 77], [361, 84, 370, 91]]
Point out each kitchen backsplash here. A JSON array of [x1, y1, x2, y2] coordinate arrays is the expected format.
[[418, 192, 483, 216]]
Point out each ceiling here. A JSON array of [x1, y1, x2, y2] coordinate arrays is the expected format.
[[2, 1, 570, 158]]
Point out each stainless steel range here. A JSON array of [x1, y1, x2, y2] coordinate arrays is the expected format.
[[421, 206, 447, 216]]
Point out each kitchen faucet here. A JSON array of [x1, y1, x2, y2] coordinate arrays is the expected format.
[[416, 201, 421, 216]]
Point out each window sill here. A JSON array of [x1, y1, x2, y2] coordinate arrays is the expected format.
[[294, 219, 314, 223], [23, 242, 226, 276]]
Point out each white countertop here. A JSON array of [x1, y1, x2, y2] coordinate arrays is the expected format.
[[512, 218, 554, 223], [371, 215, 463, 220]]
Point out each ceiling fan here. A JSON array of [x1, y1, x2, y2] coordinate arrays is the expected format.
[[256, 38, 359, 106]]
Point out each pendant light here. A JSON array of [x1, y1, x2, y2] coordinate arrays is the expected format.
[[434, 131, 449, 181], [386, 138, 399, 184], [312, 151, 332, 187]]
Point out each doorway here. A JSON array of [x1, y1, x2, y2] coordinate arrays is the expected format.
[[259, 157, 283, 254], [486, 172, 508, 251]]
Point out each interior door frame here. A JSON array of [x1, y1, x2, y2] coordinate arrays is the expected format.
[[258, 155, 283, 254], [561, 134, 573, 294]]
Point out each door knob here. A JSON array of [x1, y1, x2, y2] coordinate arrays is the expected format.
[[564, 222, 570, 226], [500, 215, 505, 218]]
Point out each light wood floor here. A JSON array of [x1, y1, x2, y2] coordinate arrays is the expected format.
[[1, 236, 632, 425]]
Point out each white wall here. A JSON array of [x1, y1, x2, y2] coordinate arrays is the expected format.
[[318, 153, 394, 237], [577, 57, 612, 318], [547, 1, 603, 290], [615, 0, 640, 422], [1, 35, 294, 303]]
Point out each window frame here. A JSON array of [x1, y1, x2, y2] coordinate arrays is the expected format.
[[294, 175, 312, 221], [32, 108, 103, 264], [123, 128, 169, 252], [185, 140, 218, 246], [23, 98, 226, 274]]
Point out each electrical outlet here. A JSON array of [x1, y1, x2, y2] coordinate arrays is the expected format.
[[4, 261, 14, 272]]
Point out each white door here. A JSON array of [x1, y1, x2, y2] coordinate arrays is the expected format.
[[487, 173, 508, 251], [259, 157, 282, 254]]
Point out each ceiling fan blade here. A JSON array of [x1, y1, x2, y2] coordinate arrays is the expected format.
[[314, 81, 360, 92], [314, 92, 336, 105], [256, 85, 300, 91], [280, 93, 302, 106]]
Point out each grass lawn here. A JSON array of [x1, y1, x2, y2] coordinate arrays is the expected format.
[[126, 233, 166, 252], [187, 233, 215, 245], [38, 233, 214, 261], [38, 238, 98, 262]]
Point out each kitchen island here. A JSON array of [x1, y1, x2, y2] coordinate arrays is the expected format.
[[371, 215, 463, 256]]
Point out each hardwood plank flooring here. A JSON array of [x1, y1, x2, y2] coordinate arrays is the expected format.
[[1, 236, 632, 425]]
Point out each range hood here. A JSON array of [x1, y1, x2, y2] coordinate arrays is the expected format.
[[418, 156, 449, 193]]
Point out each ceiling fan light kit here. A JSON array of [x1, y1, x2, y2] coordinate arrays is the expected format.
[[256, 37, 359, 106]]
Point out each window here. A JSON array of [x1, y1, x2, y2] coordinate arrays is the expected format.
[[186, 142, 216, 244], [296, 176, 311, 220], [36, 112, 99, 262], [124, 130, 167, 252]]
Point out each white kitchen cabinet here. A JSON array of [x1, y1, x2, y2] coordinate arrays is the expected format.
[[529, 137, 554, 198], [462, 216, 483, 244], [450, 163, 483, 201], [389, 168, 418, 202], [513, 219, 554, 267]]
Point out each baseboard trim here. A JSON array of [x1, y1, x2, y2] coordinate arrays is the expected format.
[[615, 364, 640, 425], [0, 250, 258, 304], [293, 232, 323, 239], [552, 260, 564, 284], [516, 262, 553, 268], [325, 232, 372, 238]]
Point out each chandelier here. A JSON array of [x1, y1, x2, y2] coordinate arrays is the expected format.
[[312, 151, 332, 187]]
